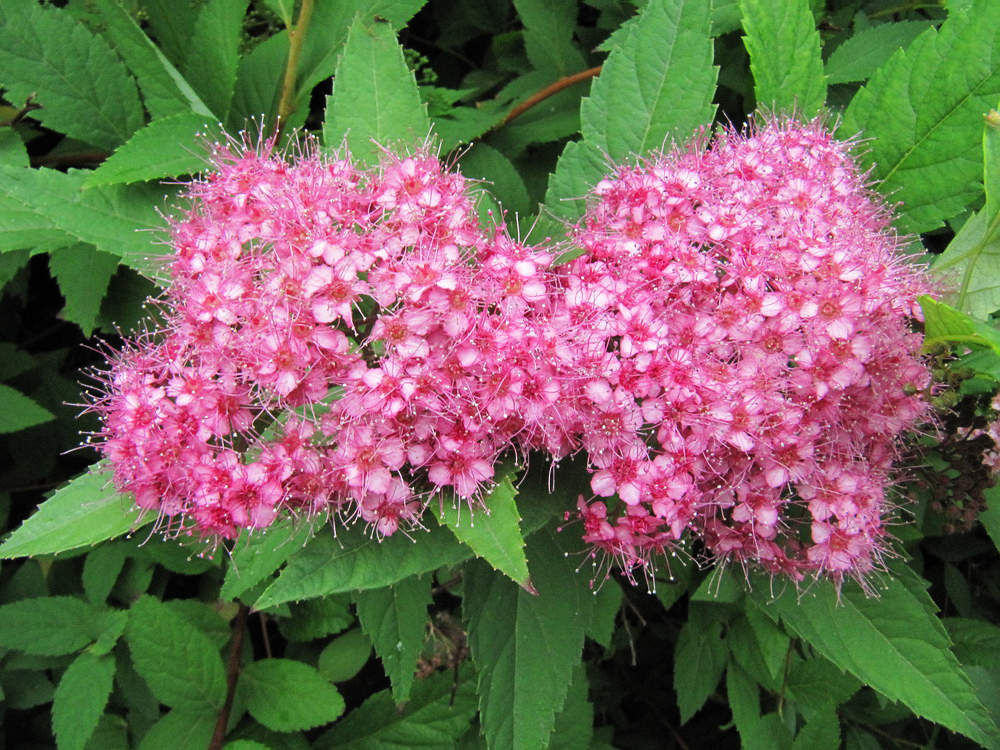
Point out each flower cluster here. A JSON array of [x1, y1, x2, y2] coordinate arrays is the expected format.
[[87, 118, 933, 584]]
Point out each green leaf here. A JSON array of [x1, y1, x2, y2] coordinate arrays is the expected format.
[[464, 529, 594, 750], [587, 579, 623, 649], [0, 2, 143, 150], [727, 663, 763, 748], [549, 664, 594, 750], [0, 128, 28, 167], [793, 705, 840, 750], [842, 5, 1000, 233], [355, 574, 433, 702], [0, 383, 55, 434], [784, 655, 862, 709], [313, 666, 477, 749], [457, 142, 531, 217], [221, 519, 321, 602], [748, 567, 1000, 750], [744, 603, 790, 682], [825, 21, 932, 85], [85, 113, 223, 187], [126, 595, 227, 711], [180, 0, 248, 121], [278, 595, 354, 642], [0, 165, 169, 276], [919, 294, 1000, 352], [673, 603, 729, 724], [0, 596, 105, 655], [324, 18, 430, 165], [239, 659, 345, 732], [48, 245, 121, 337], [52, 652, 116, 750], [944, 617, 1000, 670], [88, 0, 214, 120], [986, 107, 1000, 222], [317, 629, 373, 683], [437, 472, 532, 590], [136, 709, 216, 750], [82, 544, 128, 604], [512, 0, 587, 75], [740, 0, 826, 117], [0, 468, 146, 559], [545, 0, 717, 220], [253, 520, 472, 609]]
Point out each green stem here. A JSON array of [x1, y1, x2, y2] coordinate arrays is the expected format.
[[275, 0, 316, 139]]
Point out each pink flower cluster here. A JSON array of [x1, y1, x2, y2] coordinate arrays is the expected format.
[[88, 119, 932, 583]]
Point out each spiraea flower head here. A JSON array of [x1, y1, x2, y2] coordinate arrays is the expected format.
[[86, 118, 933, 588]]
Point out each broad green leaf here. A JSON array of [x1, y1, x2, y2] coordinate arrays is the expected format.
[[261, 0, 296, 27], [53, 652, 115, 750], [825, 21, 932, 85], [180, 0, 248, 121], [142, 0, 198, 69], [314, 666, 476, 749], [457, 142, 531, 217], [126, 595, 227, 711], [748, 567, 1000, 750], [0, 468, 146, 559], [0, 596, 109, 655], [793, 706, 840, 750], [986, 108, 1000, 223], [253, 520, 471, 609], [673, 603, 729, 724], [0, 165, 168, 277], [0, 128, 28, 167], [727, 663, 763, 746], [48, 245, 121, 337], [82, 543, 128, 604], [549, 664, 594, 750], [783, 655, 862, 709], [437, 473, 532, 590], [136, 709, 216, 750], [278, 595, 354, 642], [239, 659, 345, 732], [85, 113, 223, 187], [512, 0, 587, 75], [945, 618, 1000, 670], [317, 629, 373, 683], [355, 575, 433, 702], [740, 0, 826, 117], [464, 529, 594, 750], [842, 5, 1000, 233], [221, 519, 321, 602], [324, 18, 430, 165], [545, 0, 717, 220], [88, 0, 214, 119], [587, 579, 623, 649], [0, 384, 54, 433], [0, 2, 143, 150]]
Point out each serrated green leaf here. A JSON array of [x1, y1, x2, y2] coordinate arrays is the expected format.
[[317, 629, 373, 683], [744, 604, 791, 682], [458, 142, 531, 217], [0, 596, 103, 655], [784, 655, 862, 709], [180, 0, 248, 121], [261, 0, 296, 26], [82, 543, 128, 604], [727, 663, 763, 747], [53, 652, 115, 750], [740, 0, 826, 116], [48, 245, 120, 337], [438, 473, 531, 590], [0, 2, 143, 150], [842, 5, 1000, 233], [0, 128, 28, 167], [254, 520, 472, 609], [354, 575, 432, 702], [748, 567, 1000, 750], [825, 21, 931, 85], [278, 595, 354, 642], [587, 578, 623, 649], [222, 519, 321, 602], [1, 669, 55, 710], [239, 659, 345, 732], [126, 595, 227, 711], [313, 666, 477, 749], [674, 604, 729, 724], [0, 383, 55, 434], [793, 705, 841, 750], [513, 0, 587, 75], [324, 18, 430, 164], [929, 210, 1000, 316], [88, 0, 214, 120], [945, 617, 1000, 669], [136, 708, 216, 750], [85, 113, 223, 187], [545, 0, 717, 220], [143, 0, 199, 69], [549, 664, 594, 750], [0, 468, 146, 559], [221, 742, 272, 750], [0, 165, 168, 276], [464, 529, 594, 750]]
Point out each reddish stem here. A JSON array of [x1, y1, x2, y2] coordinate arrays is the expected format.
[[208, 603, 249, 750]]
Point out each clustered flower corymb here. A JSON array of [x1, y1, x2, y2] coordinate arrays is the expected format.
[[86, 118, 933, 585]]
